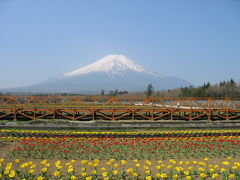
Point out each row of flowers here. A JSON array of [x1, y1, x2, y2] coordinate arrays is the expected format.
[[1, 129, 240, 137], [1, 157, 240, 179], [5, 135, 240, 160]]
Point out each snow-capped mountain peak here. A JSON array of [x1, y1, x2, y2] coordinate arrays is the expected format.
[[65, 55, 151, 76], [3, 54, 192, 93]]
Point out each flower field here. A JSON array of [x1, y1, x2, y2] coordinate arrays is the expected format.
[[0, 129, 240, 179]]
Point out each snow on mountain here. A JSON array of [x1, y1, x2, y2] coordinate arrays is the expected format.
[[65, 55, 156, 76]]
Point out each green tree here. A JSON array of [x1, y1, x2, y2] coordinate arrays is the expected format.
[[113, 89, 119, 96], [101, 89, 105, 96], [145, 84, 154, 97]]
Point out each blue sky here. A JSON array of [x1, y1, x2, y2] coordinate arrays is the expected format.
[[0, 0, 239, 88]]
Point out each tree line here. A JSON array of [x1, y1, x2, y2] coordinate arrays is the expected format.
[[157, 79, 240, 98], [1, 79, 239, 98]]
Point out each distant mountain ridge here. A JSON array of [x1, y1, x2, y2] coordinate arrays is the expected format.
[[1, 55, 192, 93]]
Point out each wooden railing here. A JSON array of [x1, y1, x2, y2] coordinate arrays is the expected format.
[[0, 96, 240, 121]]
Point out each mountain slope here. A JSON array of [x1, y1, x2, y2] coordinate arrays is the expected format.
[[2, 55, 192, 93]]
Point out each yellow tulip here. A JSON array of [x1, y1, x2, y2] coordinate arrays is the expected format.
[[144, 165, 149, 170], [145, 170, 151, 175], [200, 173, 207, 178], [229, 174, 235, 179], [88, 162, 93, 167], [160, 173, 168, 178], [147, 161, 152, 166], [86, 176, 92, 180], [94, 159, 99, 163], [70, 175, 76, 180], [20, 163, 28, 168], [127, 168, 134, 174], [37, 176, 44, 180], [71, 160, 76, 164], [221, 168, 226, 172], [211, 173, 218, 179], [172, 174, 178, 179], [81, 167, 86, 172], [198, 167, 205, 172], [188, 166, 193, 171], [113, 170, 118, 175], [5, 166, 11, 171], [66, 162, 71, 166], [55, 160, 61, 166], [198, 162, 206, 166], [81, 160, 87, 165], [102, 171, 108, 177], [209, 168, 215, 173], [8, 170, 15, 178], [30, 164, 36, 169], [121, 160, 126, 165], [175, 167, 181, 172], [222, 161, 230, 166], [54, 171, 60, 177], [91, 170, 97, 175], [67, 168, 73, 173], [136, 163, 141, 167], [81, 172, 87, 177], [234, 162, 240, 167], [132, 172, 138, 177], [109, 159, 115, 163], [42, 167, 48, 173], [28, 169, 34, 174], [145, 176, 152, 180]]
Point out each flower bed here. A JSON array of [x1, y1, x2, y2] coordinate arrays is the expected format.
[[1, 129, 240, 179], [0, 158, 240, 179]]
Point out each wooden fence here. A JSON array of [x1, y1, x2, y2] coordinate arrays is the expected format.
[[0, 96, 240, 121]]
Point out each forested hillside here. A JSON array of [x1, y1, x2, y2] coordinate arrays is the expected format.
[[158, 79, 240, 98]]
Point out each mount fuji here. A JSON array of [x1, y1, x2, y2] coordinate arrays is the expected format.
[[4, 55, 191, 93]]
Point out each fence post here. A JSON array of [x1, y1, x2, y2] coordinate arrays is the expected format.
[[13, 97, 17, 120], [226, 98, 229, 120], [207, 98, 211, 121]]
